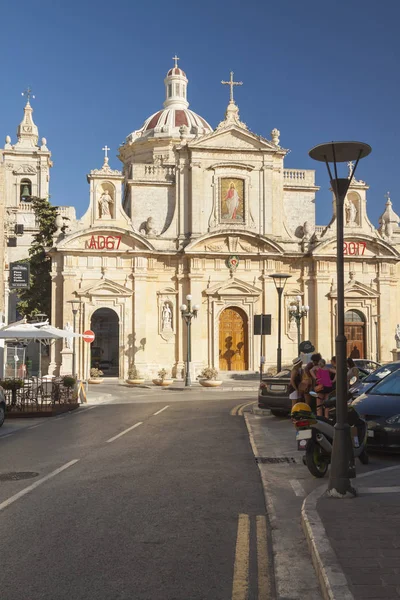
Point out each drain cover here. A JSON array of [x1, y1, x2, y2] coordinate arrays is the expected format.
[[255, 457, 296, 464], [0, 472, 39, 481]]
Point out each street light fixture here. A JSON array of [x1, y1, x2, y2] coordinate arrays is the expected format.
[[289, 296, 310, 354], [269, 273, 291, 373], [67, 300, 82, 378], [309, 140, 371, 498], [180, 294, 199, 387]]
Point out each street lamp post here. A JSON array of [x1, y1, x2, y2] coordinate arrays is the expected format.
[[289, 296, 310, 354], [373, 315, 381, 363], [68, 300, 82, 378], [309, 141, 371, 497], [269, 274, 291, 373], [180, 295, 200, 387]]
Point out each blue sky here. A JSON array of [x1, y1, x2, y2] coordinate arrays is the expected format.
[[1, 0, 399, 225]]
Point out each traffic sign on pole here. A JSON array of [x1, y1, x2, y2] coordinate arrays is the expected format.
[[83, 330, 95, 343]]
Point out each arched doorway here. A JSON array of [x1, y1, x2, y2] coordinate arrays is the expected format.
[[345, 310, 366, 359], [90, 308, 119, 377], [219, 307, 248, 371]]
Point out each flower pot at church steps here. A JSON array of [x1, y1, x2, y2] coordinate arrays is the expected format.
[[199, 379, 223, 388], [152, 379, 174, 387], [88, 379, 104, 384], [126, 379, 145, 386]]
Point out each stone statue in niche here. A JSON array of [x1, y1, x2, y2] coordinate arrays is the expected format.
[[345, 198, 358, 225], [99, 190, 113, 218], [395, 324, 400, 349], [162, 303, 173, 330], [64, 322, 73, 349]]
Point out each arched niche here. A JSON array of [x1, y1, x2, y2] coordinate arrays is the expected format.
[[346, 191, 361, 226], [96, 181, 116, 219], [20, 178, 32, 201]]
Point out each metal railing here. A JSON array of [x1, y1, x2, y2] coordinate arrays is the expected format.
[[2, 378, 76, 412]]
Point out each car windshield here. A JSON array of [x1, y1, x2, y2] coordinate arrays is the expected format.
[[365, 363, 400, 383], [370, 368, 400, 395]]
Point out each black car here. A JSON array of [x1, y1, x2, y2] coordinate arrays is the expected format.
[[258, 366, 369, 417], [352, 368, 400, 451], [353, 359, 381, 374], [258, 369, 292, 416], [350, 361, 400, 398]]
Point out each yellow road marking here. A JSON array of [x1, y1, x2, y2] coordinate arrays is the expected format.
[[256, 515, 270, 599], [232, 513, 250, 600], [230, 403, 246, 416], [238, 401, 256, 416]]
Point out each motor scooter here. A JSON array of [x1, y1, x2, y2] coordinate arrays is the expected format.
[[291, 392, 369, 478]]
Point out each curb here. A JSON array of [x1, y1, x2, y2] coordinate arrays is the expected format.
[[301, 464, 400, 600]]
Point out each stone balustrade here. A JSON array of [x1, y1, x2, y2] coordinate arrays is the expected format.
[[283, 169, 315, 187], [132, 164, 176, 182]]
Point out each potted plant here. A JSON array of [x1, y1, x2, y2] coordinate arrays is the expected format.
[[88, 368, 104, 384], [152, 368, 174, 387], [127, 365, 145, 385], [199, 367, 222, 387], [1, 378, 24, 406], [62, 375, 77, 389]]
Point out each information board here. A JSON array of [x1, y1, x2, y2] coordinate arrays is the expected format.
[[9, 263, 30, 289]]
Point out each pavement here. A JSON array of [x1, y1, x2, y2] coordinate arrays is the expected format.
[[244, 408, 400, 600]]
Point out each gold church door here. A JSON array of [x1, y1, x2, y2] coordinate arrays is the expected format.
[[219, 308, 248, 371]]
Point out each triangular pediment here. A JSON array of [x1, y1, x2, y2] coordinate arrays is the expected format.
[[185, 233, 284, 255], [77, 278, 133, 298], [328, 280, 378, 299], [205, 277, 262, 297], [190, 127, 279, 152]]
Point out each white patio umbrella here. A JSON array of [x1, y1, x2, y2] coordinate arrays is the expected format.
[[0, 322, 81, 376]]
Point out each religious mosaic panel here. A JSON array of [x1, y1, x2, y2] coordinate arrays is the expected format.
[[220, 178, 244, 223]]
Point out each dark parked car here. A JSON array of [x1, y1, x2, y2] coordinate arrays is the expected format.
[[354, 359, 381, 374], [258, 366, 369, 417], [350, 361, 400, 398], [352, 368, 400, 451], [258, 369, 292, 416]]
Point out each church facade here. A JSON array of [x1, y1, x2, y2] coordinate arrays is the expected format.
[[4, 61, 400, 379]]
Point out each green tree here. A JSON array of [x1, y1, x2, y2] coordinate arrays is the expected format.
[[17, 197, 58, 320]]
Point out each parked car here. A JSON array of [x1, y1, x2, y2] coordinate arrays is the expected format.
[[258, 366, 369, 417], [0, 386, 6, 427], [258, 369, 292, 416], [350, 361, 400, 398], [352, 368, 400, 451], [353, 359, 381, 374]]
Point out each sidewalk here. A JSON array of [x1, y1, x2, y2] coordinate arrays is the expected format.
[[302, 465, 400, 600]]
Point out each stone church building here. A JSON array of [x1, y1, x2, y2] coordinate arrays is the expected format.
[[3, 61, 400, 379]]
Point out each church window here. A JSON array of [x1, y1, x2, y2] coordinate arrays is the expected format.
[[20, 178, 32, 201], [175, 83, 180, 96], [183, 86, 186, 99], [168, 84, 172, 98]]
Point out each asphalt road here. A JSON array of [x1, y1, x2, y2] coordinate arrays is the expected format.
[[0, 389, 270, 600]]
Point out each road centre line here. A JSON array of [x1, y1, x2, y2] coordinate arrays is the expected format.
[[289, 479, 306, 497], [153, 405, 169, 416], [106, 422, 143, 443], [0, 459, 79, 513], [256, 515, 270, 599], [232, 513, 250, 600]]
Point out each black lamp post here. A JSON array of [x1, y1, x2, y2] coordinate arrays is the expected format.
[[269, 274, 291, 373], [373, 315, 380, 363], [68, 300, 82, 378], [180, 295, 199, 387], [309, 141, 371, 497], [289, 296, 310, 354]]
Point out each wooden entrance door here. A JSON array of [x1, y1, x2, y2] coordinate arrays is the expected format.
[[219, 308, 248, 371], [345, 310, 365, 359]]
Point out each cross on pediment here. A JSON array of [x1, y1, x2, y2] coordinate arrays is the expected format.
[[221, 71, 243, 103], [102, 145, 110, 159]]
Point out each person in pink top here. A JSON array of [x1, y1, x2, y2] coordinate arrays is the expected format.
[[314, 358, 333, 417]]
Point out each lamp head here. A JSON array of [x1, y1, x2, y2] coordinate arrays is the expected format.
[[180, 304, 187, 312], [269, 273, 291, 291], [186, 294, 192, 302]]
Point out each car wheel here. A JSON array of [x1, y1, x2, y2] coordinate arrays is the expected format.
[[0, 404, 5, 427], [270, 409, 288, 417]]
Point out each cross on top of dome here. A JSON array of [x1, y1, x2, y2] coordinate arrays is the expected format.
[[172, 54, 179, 68]]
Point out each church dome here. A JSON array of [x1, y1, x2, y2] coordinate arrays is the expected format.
[[126, 58, 213, 141]]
